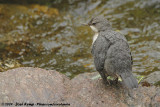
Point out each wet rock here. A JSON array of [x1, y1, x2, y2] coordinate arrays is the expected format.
[[0, 59, 21, 72], [30, 4, 59, 16], [143, 71, 160, 86], [0, 67, 160, 107], [135, 0, 160, 8]]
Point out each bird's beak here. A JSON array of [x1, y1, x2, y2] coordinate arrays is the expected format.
[[82, 23, 89, 26]]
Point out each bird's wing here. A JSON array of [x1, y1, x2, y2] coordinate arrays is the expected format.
[[107, 31, 133, 65], [91, 35, 111, 71], [116, 32, 133, 65]]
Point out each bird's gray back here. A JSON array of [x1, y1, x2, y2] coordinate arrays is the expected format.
[[91, 30, 132, 74], [101, 30, 132, 76], [100, 30, 127, 43]]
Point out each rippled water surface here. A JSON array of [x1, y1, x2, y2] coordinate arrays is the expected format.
[[0, 0, 160, 82]]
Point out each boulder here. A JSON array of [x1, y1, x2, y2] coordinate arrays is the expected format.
[[143, 71, 160, 86], [0, 67, 160, 107]]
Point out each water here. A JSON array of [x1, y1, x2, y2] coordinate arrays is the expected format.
[[0, 0, 160, 84]]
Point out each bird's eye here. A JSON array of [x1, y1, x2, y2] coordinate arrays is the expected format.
[[92, 22, 96, 25]]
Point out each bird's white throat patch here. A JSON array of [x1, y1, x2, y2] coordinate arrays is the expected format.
[[90, 25, 99, 44], [90, 25, 98, 33], [92, 33, 98, 44]]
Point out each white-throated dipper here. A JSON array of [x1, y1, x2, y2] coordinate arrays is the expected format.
[[87, 16, 138, 89]]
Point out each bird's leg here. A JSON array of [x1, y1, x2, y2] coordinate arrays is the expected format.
[[99, 71, 110, 85], [115, 74, 120, 84], [106, 77, 111, 85], [105, 73, 111, 85], [115, 77, 118, 84]]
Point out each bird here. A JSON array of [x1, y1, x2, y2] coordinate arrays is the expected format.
[[87, 16, 138, 89]]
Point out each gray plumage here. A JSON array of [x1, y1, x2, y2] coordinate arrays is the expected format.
[[89, 16, 138, 89]]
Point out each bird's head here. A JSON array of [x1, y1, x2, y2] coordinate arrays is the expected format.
[[88, 16, 112, 33]]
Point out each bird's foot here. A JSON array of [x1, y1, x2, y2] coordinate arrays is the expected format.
[[107, 79, 111, 85], [101, 79, 110, 86]]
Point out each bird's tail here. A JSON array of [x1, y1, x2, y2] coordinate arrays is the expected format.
[[120, 72, 138, 89]]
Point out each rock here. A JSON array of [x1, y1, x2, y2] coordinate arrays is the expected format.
[[0, 67, 160, 107], [0, 67, 70, 103], [143, 71, 160, 85]]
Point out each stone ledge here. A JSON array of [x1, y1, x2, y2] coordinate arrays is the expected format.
[[0, 67, 160, 107]]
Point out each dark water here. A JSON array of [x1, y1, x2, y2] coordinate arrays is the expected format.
[[0, 0, 160, 83]]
